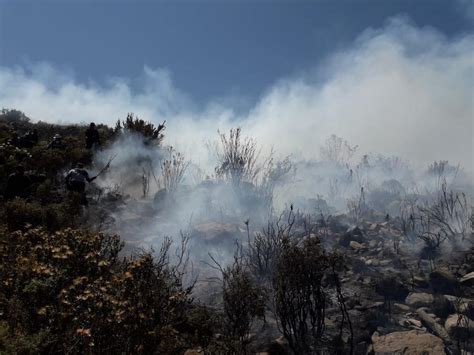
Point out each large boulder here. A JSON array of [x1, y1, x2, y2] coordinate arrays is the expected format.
[[369, 330, 445, 354], [405, 292, 434, 308]]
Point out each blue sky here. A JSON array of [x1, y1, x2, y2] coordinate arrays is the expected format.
[[0, 1, 472, 172], [0, 0, 472, 106]]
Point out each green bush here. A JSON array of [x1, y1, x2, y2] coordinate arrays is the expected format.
[[0, 227, 212, 354]]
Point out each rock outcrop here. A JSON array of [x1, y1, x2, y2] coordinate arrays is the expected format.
[[369, 330, 445, 354]]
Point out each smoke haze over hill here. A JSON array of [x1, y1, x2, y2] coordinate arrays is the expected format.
[[0, 17, 472, 174]]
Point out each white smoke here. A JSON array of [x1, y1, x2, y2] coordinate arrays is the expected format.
[[1, 16, 472, 175]]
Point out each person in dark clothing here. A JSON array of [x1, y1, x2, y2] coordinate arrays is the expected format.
[[47, 134, 65, 149], [85, 122, 101, 149], [66, 163, 96, 205], [23, 129, 38, 146], [5, 165, 32, 199]]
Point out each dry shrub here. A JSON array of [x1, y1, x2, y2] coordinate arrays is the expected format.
[[272, 236, 352, 354], [347, 187, 368, 225], [0, 227, 207, 354], [159, 148, 189, 193], [209, 247, 266, 354], [215, 127, 261, 186], [320, 134, 358, 166], [246, 210, 295, 285]]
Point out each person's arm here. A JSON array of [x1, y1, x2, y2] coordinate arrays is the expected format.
[[85, 172, 96, 183]]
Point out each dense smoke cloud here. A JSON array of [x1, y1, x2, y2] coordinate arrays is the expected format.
[[0, 17, 472, 174]]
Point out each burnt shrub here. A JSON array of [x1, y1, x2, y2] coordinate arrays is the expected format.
[[210, 249, 266, 354], [272, 236, 351, 354], [222, 258, 266, 353]]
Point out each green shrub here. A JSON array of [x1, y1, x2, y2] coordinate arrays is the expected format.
[[0, 227, 209, 354], [4, 198, 43, 230]]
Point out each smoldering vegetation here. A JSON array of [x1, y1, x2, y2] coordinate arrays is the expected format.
[[0, 108, 473, 354]]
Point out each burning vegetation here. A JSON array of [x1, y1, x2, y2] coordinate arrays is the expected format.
[[0, 108, 472, 354]]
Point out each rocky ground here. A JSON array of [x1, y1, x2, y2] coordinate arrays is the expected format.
[[90, 190, 473, 354], [188, 216, 473, 354]]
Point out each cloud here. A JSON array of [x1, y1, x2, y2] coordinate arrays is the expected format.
[[0, 16, 472, 174]]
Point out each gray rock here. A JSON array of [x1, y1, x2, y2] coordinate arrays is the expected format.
[[444, 314, 474, 341], [339, 226, 366, 247], [459, 271, 474, 286], [416, 307, 451, 344], [349, 240, 367, 250], [405, 292, 434, 308]]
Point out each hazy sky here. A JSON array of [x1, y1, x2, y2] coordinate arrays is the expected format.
[[1, 0, 472, 106], [0, 1, 472, 173]]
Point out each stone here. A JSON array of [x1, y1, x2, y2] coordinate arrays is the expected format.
[[405, 292, 435, 308], [369, 240, 378, 248], [459, 271, 474, 286], [393, 303, 411, 312], [350, 240, 367, 250], [412, 275, 429, 288], [375, 276, 410, 302], [370, 330, 445, 354], [405, 318, 422, 328], [416, 307, 451, 344], [339, 226, 366, 247], [443, 295, 474, 318], [366, 259, 380, 266], [444, 313, 474, 341]]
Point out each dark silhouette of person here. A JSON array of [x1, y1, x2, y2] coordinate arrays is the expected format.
[[47, 134, 65, 149], [5, 165, 32, 199], [85, 122, 101, 149], [23, 129, 38, 146], [66, 163, 96, 205]]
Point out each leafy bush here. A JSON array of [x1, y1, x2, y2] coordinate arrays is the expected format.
[[0, 227, 209, 354], [116, 113, 166, 145], [4, 197, 81, 232]]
